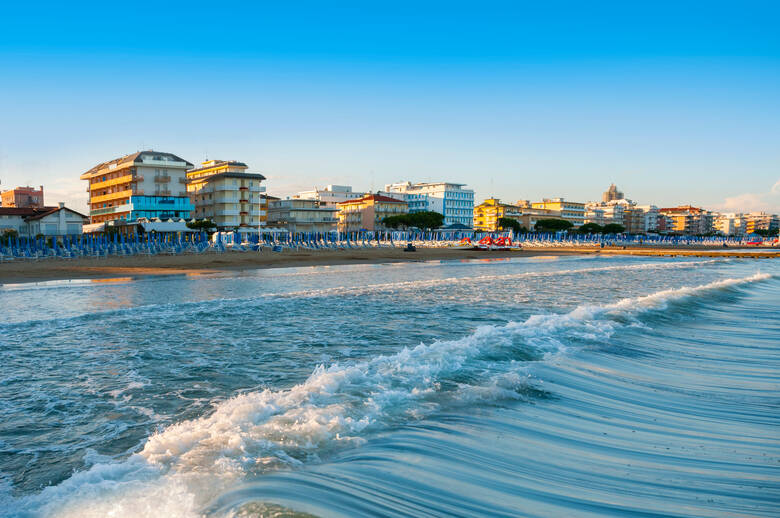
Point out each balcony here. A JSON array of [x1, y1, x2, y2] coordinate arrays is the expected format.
[[239, 186, 249, 191], [90, 203, 133, 216], [91, 189, 133, 204], [90, 174, 135, 191], [154, 190, 172, 196], [178, 177, 188, 184], [215, 209, 240, 216], [239, 198, 250, 203], [154, 175, 172, 183]]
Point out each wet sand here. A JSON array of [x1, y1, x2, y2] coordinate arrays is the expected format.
[[0, 246, 776, 284]]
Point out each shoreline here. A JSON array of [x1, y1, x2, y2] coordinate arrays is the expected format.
[[0, 246, 777, 285]]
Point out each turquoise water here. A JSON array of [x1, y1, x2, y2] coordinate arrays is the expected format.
[[0, 255, 778, 517]]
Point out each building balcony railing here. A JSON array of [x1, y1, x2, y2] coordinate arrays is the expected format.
[[91, 189, 133, 204], [154, 190, 172, 196], [90, 203, 133, 216], [239, 186, 249, 191], [154, 175, 172, 183], [90, 174, 135, 191], [239, 198, 249, 203], [178, 177, 188, 184]]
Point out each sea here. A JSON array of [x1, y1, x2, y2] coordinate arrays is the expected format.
[[0, 254, 778, 517]]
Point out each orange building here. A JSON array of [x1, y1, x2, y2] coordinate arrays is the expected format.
[[1, 185, 44, 208], [337, 194, 408, 232]]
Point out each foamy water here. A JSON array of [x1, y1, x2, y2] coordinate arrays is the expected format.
[[1, 255, 778, 517]]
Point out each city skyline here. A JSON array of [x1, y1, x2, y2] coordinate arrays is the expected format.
[[1, 1, 778, 213]]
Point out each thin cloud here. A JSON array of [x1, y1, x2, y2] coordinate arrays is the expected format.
[[718, 179, 780, 213]]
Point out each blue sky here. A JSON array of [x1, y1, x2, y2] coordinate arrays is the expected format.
[[1, 1, 778, 212]]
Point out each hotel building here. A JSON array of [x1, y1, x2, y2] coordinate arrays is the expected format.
[[473, 198, 560, 232], [659, 205, 714, 235], [267, 198, 339, 232], [294, 185, 366, 208], [744, 212, 780, 234], [1, 185, 44, 208], [185, 160, 266, 230], [80, 151, 195, 224], [338, 194, 408, 232], [383, 182, 474, 227], [531, 198, 586, 227]]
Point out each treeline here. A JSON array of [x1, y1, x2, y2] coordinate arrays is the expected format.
[[497, 217, 626, 233], [383, 211, 445, 230]]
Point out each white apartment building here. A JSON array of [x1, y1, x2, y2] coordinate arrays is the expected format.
[[714, 213, 745, 236], [267, 198, 340, 233], [186, 160, 266, 231], [634, 205, 660, 233], [294, 185, 366, 208], [383, 181, 474, 227]]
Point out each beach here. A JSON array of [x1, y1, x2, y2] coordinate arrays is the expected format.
[[0, 245, 777, 284]]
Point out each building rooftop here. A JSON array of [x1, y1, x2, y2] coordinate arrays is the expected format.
[[0, 205, 88, 220], [186, 171, 266, 183], [339, 194, 407, 205], [80, 151, 194, 179], [186, 160, 249, 174]]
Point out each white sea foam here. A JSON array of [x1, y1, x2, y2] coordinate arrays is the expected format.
[[5, 271, 770, 518]]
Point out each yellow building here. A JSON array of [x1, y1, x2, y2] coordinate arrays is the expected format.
[[473, 198, 520, 231], [337, 194, 408, 232], [186, 160, 266, 230], [531, 198, 586, 227], [473, 198, 561, 231]]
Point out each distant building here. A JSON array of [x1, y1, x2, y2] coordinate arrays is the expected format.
[[584, 207, 606, 226], [267, 198, 340, 233], [602, 184, 624, 203], [634, 205, 660, 233], [383, 182, 474, 227], [531, 198, 586, 227], [80, 150, 195, 224], [744, 212, 779, 234], [659, 205, 714, 235], [0, 203, 87, 237], [473, 198, 559, 231], [338, 194, 408, 232], [473, 198, 520, 231], [294, 185, 366, 208], [185, 160, 266, 231], [1, 185, 44, 208], [258, 194, 280, 227], [714, 213, 745, 236]]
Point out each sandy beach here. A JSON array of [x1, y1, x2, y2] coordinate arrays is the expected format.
[[0, 245, 776, 284]]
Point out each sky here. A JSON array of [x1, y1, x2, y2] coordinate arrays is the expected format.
[[1, 1, 778, 213]]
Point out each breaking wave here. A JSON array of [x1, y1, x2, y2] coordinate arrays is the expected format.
[[3, 272, 771, 518]]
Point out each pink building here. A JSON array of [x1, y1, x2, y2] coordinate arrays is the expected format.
[[1, 185, 44, 208]]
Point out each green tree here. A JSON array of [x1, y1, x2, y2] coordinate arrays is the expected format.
[[497, 217, 525, 233], [534, 219, 574, 232], [382, 211, 444, 230], [382, 214, 407, 229], [407, 211, 445, 230], [187, 219, 217, 232], [1, 229, 18, 246], [602, 223, 626, 234], [578, 222, 603, 234]]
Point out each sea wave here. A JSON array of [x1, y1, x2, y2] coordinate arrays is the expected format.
[[3, 272, 770, 518], [0, 259, 731, 329]]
